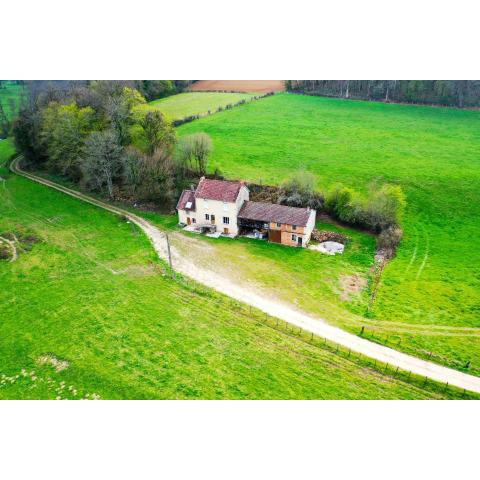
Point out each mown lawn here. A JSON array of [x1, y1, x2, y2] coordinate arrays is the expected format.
[[177, 93, 480, 375], [137, 92, 255, 121], [1, 150, 471, 399]]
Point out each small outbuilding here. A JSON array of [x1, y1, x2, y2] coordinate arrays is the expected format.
[[238, 201, 316, 248]]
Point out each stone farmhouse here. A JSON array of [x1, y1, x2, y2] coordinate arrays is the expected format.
[[176, 177, 316, 248]]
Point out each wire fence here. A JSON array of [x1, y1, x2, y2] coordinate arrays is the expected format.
[[173, 275, 476, 400]]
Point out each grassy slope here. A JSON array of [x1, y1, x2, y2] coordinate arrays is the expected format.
[[138, 92, 255, 120], [177, 93, 480, 374], [0, 81, 23, 120], [0, 138, 15, 161], [1, 152, 469, 399]]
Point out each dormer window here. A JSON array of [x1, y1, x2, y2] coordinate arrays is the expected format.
[[292, 225, 297, 230]]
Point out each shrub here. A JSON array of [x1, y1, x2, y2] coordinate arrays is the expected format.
[[279, 170, 323, 210], [324, 182, 406, 232], [377, 226, 403, 258], [0, 243, 10, 260], [364, 184, 406, 231]]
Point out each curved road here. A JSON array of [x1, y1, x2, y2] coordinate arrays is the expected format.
[[10, 157, 480, 394]]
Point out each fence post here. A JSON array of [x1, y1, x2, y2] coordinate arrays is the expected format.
[[165, 234, 174, 279], [360, 326, 365, 336]]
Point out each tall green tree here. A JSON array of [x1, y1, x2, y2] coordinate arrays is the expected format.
[[140, 110, 176, 156], [41, 102, 95, 179]]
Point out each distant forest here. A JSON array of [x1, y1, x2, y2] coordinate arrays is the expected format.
[[285, 81, 480, 108]]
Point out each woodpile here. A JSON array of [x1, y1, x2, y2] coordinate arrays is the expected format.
[[311, 229, 348, 244]]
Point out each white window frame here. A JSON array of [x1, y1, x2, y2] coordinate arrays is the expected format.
[[203, 199, 208, 209], [192, 218, 196, 224], [223, 216, 230, 225], [205, 214, 210, 221], [292, 234, 297, 242], [223, 202, 229, 211], [292, 225, 297, 230]]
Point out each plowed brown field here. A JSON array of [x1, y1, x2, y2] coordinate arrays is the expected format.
[[189, 80, 285, 93]]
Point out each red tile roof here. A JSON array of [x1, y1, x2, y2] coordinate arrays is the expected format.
[[195, 177, 244, 203], [238, 201, 313, 227], [176, 189, 196, 211]]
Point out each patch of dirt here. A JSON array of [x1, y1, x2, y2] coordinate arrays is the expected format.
[[189, 80, 285, 93], [37, 354, 69, 372], [339, 274, 367, 301]]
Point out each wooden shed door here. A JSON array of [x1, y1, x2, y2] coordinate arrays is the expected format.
[[268, 229, 282, 243]]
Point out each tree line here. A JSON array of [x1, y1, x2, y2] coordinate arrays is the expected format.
[[1, 80, 194, 139], [12, 80, 210, 209], [285, 80, 480, 108]]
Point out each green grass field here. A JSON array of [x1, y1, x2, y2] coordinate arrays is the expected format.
[[1, 147, 472, 399], [0, 81, 24, 120], [138, 92, 255, 120], [177, 93, 480, 375], [0, 138, 15, 162]]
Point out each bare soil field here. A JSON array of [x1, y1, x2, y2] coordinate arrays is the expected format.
[[189, 80, 285, 93]]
